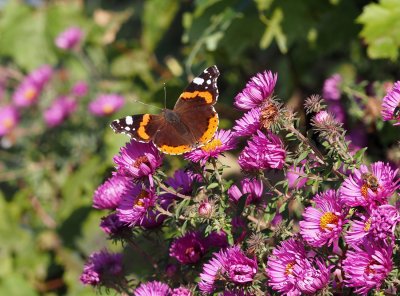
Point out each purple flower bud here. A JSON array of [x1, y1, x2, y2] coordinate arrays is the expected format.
[[55, 26, 84, 50]]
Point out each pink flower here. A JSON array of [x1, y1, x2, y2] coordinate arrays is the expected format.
[[12, 81, 40, 107], [238, 130, 286, 171], [234, 70, 277, 110], [322, 73, 342, 101], [44, 96, 77, 127], [92, 174, 131, 210], [0, 105, 19, 136], [228, 178, 264, 205], [71, 81, 89, 97], [134, 281, 171, 296], [184, 129, 236, 165], [113, 140, 163, 180], [286, 164, 307, 189], [381, 81, 400, 126], [340, 161, 399, 209], [232, 107, 261, 137], [89, 94, 125, 116], [300, 190, 346, 247], [342, 242, 393, 295], [55, 26, 84, 50], [169, 231, 206, 264]]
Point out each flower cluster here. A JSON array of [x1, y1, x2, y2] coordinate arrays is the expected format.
[[81, 67, 399, 296]]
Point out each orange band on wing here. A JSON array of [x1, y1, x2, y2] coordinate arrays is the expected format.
[[137, 114, 151, 140], [199, 113, 219, 144], [180, 91, 213, 104], [159, 144, 192, 155]]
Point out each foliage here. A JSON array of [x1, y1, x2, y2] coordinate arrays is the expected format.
[[0, 0, 399, 295]]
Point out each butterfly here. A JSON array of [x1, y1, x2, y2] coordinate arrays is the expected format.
[[110, 65, 220, 155]]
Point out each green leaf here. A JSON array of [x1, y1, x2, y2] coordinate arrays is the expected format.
[[353, 147, 368, 163], [259, 8, 287, 53], [142, 0, 179, 51], [207, 182, 219, 190], [357, 0, 400, 60]]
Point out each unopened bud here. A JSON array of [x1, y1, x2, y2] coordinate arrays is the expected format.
[[198, 201, 212, 218]]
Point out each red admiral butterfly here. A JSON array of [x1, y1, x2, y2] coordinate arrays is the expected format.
[[110, 66, 220, 155]]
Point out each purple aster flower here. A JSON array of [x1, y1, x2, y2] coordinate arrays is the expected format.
[[287, 164, 307, 189], [165, 169, 194, 197], [100, 213, 130, 236], [199, 246, 257, 293], [238, 130, 286, 171], [44, 96, 77, 127], [205, 231, 229, 249], [300, 190, 346, 247], [71, 81, 89, 97], [12, 81, 40, 107], [169, 231, 206, 264], [184, 129, 236, 165], [327, 101, 346, 123], [234, 70, 277, 110], [266, 238, 329, 295], [233, 107, 261, 137], [116, 184, 168, 228], [28, 65, 53, 89], [342, 242, 393, 295], [114, 140, 163, 180], [171, 287, 192, 296], [55, 26, 84, 50], [346, 205, 400, 246], [80, 250, 123, 286], [88, 94, 125, 116], [322, 73, 342, 101], [228, 178, 264, 205], [346, 124, 368, 152], [92, 174, 131, 210], [134, 281, 171, 296], [0, 105, 19, 136], [340, 161, 399, 209], [381, 81, 400, 125]]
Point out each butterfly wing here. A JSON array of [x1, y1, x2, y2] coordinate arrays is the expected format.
[[110, 114, 164, 143], [173, 65, 220, 146]]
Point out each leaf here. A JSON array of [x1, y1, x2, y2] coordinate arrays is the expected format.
[[353, 147, 368, 163], [142, 0, 179, 51], [207, 182, 219, 190], [259, 8, 287, 53], [357, 0, 400, 60]]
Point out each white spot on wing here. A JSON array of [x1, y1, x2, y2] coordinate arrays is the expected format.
[[125, 126, 130, 131], [207, 79, 211, 84], [125, 116, 133, 125], [193, 77, 204, 85]]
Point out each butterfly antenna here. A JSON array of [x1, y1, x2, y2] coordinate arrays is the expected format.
[[131, 98, 163, 111], [163, 83, 167, 109]]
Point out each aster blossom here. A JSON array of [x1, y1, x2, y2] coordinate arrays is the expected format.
[[169, 231, 206, 264], [342, 242, 393, 295], [238, 130, 286, 171], [184, 129, 236, 165], [114, 140, 162, 180], [100, 213, 129, 236], [266, 238, 330, 295], [89, 94, 125, 116], [171, 287, 192, 296], [322, 73, 342, 101], [340, 161, 399, 209], [228, 178, 264, 205], [55, 26, 84, 50], [116, 184, 168, 228], [134, 281, 171, 296], [165, 169, 194, 197], [44, 96, 77, 127], [92, 174, 131, 210], [232, 107, 261, 137], [299, 190, 346, 247], [199, 246, 257, 293], [234, 70, 277, 110], [346, 204, 400, 246], [381, 80, 400, 125], [0, 105, 19, 136], [80, 250, 123, 286]]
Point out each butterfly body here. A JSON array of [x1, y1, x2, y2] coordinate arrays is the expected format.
[[110, 66, 220, 155]]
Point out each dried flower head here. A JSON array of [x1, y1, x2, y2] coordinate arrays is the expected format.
[[304, 94, 325, 114]]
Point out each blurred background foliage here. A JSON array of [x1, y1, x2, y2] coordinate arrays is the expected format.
[[0, 0, 399, 295]]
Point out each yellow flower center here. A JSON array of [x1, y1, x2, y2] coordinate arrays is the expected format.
[[133, 155, 150, 168], [364, 217, 372, 232], [102, 103, 114, 114], [134, 190, 148, 207], [320, 212, 339, 231], [24, 87, 37, 101], [285, 261, 295, 275], [1, 118, 14, 129], [201, 139, 222, 152]]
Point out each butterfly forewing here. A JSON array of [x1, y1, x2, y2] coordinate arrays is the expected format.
[[110, 114, 164, 143]]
